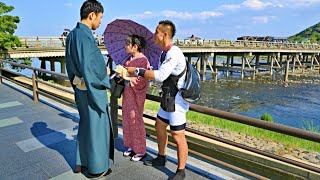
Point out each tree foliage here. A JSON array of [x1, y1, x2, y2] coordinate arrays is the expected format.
[[0, 2, 21, 50], [289, 22, 320, 43]]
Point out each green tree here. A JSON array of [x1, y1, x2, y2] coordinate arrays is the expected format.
[[0, 2, 21, 50], [0, 2, 31, 71], [290, 22, 320, 43]]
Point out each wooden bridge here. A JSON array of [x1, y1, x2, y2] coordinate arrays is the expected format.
[[1, 36, 320, 81]]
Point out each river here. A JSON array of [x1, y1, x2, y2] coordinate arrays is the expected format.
[[198, 78, 320, 129]]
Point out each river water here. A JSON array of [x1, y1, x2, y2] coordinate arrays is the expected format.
[[198, 78, 320, 129], [7, 57, 320, 130]]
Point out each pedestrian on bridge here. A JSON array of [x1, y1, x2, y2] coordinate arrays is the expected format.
[[65, 0, 114, 178]]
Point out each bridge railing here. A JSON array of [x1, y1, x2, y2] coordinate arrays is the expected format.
[[19, 36, 65, 48], [0, 58, 320, 177], [176, 39, 320, 49], [16, 36, 320, 50]]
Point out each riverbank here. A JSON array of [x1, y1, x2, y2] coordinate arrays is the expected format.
[[142, 104, 320, 167]]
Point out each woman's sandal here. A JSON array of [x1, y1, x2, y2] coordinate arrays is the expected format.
[[130, 154, 146, 162], [123, 148, 135, 157]]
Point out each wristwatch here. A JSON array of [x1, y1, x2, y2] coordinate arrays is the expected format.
[[134, 68, 139, 76]]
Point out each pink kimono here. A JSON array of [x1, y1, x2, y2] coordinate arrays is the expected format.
[[122, 56, 150, 154]]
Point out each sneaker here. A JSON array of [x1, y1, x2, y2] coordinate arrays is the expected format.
[[168, 169, 186, 180], [143, 154, 167, 166], [123, 148, 135, 157], [130, 154, 146, 162]]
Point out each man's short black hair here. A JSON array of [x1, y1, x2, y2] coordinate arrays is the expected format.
[[80, 0, 104, 20], [159, 20, 176, 38]]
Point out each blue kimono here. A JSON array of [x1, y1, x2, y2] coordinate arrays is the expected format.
[[65, 22, 114, 174]]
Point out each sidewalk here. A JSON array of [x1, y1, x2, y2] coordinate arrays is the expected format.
[[0, 82, 248, 179]]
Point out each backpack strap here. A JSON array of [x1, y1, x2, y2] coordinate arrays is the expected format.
[[170, 60, 187, 91]]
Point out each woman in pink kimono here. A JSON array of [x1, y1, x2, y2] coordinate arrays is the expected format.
[[122, 35, 150, 161]]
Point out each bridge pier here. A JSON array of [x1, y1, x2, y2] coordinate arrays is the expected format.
[[60, 59, 66, 74], [39, 57, 67, 74], [255, 55, 260, 75], [184, 53, 217, 81], [226, 55, 231, 77], [50, 60, 55, 72], [39, 58, 46, 77]]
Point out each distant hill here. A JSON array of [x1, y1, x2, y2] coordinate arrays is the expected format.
[[289, 22, 320, 43]]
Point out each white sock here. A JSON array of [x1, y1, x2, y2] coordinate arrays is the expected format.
[[134, 153, 145, 157]]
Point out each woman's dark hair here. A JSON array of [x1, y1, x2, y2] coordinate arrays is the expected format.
[[80, 0, 104, 20], [126, 35, 146, 52], [159, 20, 176, 38]]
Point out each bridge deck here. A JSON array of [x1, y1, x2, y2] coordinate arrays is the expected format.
[[0, 83, 247, 180]]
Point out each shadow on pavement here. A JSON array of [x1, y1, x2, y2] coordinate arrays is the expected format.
[[30, 122, 76, 170]]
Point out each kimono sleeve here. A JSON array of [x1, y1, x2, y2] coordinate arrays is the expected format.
[[81, 40, 110, 113], [129, 57, 150, 91]]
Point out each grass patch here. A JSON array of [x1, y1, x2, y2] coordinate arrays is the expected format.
[[143, 100, 320, 153], [260, 113, 273, 122]]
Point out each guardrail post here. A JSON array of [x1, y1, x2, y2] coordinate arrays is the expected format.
[[32, 70, 39, 102]]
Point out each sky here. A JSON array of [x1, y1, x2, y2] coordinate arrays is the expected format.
[[2, 0, 320, 40]]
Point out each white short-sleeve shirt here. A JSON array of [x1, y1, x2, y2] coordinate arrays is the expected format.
[[154, 46, 189, 125], [154, 46, 186, 89]]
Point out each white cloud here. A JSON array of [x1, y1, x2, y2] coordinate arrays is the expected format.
[[252, 16, 276, 23], [242, 0, 280, 10], [273, 0, 320, 7], [241, 0, 320, 9], [120, 10, 223, 20], [144, 11, 152, 15], [219, 4, 241, 10], [219, 0, 282, 11], [161, 11, 193, 19], [199, 11, 224, 18], [160, 10, 223, 20]]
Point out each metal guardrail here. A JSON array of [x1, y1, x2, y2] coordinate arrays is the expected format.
[[1, 59, 320, 178], [14, 36, 320, 50]]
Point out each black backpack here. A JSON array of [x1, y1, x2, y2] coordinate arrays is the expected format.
[[179, 60, 201, 103]]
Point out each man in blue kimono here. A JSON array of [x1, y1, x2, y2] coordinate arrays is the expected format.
[[65, 0, 113, 178]]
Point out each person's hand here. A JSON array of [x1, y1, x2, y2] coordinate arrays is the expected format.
[[115, 65, 124, 74], [114, 65, 131, 80], [106, 67, 111, 75], [126, 67, 136, 76]]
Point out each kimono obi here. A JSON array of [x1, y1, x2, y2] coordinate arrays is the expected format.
[[73, 76, 87, 90]]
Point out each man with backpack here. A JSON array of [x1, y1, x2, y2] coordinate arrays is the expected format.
[[127, 20, 188, 180]]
